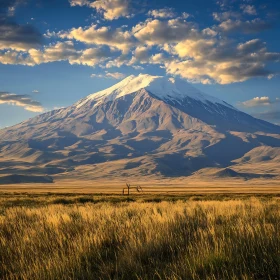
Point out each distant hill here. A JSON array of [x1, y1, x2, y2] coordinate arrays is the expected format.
[[0, 175, 53, 185], [214, 168, 276, 180]]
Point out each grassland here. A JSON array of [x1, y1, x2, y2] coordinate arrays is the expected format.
[[1, 178, 280, 194], [0, 193, 279, 280]]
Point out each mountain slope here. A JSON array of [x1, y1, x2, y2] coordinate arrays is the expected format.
[[0, 74, 279, 179]]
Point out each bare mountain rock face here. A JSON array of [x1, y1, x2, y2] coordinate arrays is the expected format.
[[0, 74, 279, 180]]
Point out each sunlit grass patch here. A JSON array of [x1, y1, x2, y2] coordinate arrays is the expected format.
[[0, 194, 279, 279]]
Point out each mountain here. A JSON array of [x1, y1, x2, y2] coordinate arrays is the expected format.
[[0, 74, 279, 181]]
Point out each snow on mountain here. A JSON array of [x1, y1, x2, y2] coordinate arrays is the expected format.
[[75, 74, 235, 110]]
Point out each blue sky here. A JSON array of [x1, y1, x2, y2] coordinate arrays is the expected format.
[[0, 0, 280, 127]]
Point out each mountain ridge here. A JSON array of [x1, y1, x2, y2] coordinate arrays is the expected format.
[[0, 74, 279, 181]]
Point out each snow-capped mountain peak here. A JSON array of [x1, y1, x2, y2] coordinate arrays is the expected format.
[[76, 74, 235, 109]]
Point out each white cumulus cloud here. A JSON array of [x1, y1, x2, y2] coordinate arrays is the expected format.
[[91, 71, 126, 79], [240, 97, 280, 108]]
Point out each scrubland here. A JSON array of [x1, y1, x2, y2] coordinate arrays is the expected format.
[[0, 193, 279, 280]]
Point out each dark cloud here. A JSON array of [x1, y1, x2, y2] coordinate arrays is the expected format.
[[237, 39, 264, 54], [219, 18, 271, 34], [0, 17, 42, 50], [0, 0, 42, 50], [0, 92, 44, 112]]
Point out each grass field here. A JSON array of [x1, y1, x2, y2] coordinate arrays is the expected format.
[[0, 193, 279, 279], [1, 178, 280, 193]]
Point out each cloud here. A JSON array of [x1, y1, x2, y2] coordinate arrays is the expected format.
[[0, 91, 44, 112], [213, 11, 241, 21], [91, 0, 133, 20], [133, 19, 198, 45], [237, 38, 265, 54], [0, 2, 279, 86], [69, 0, 134, 20], [61, 18, 198, 53], [240, 4, 257, 16], [218, 18, 271, 34], [202, 27, 218, 36], [0, 41, 117, 66], [69, 46, 115, 66], [105, 72, 125, 79], [0, 49, 32, 65], [0, 0, 41, 50], [91, 71, 125, 79], [129, 45, 150, 64], [216, 0, 232, 9], [104, 53, 131, 68], [3, 16, 278, 85], [0, 0, 26, 8], [90, 73, 105, 78], [60, 25, 135, 53], [164, 36, 280, 84], [0, 0, 26, 15], [240, 97, 280, 108], [0, 18, 42, 51], [253, 111, 280, 124], [1, 25, 279, 85], [28, 41, 79, 65], [69, 0, 89, 6], [32, 90, 39, 93], [132, 65, 144, 70], [149, 53, 171, 65], [147, 8, 176, 19]]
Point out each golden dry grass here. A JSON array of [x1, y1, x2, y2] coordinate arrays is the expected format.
[[0, 194, 279, 279]]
